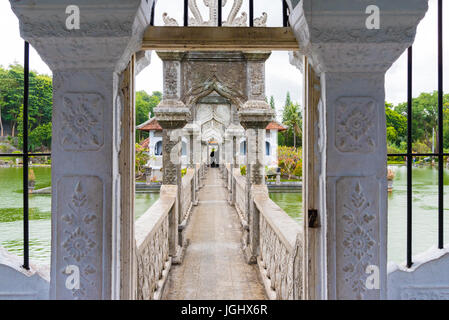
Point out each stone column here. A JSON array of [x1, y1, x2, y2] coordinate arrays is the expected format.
[[184, 123, 200, 205], [155, 49, 190, 261], [289, 0, 428, 300], [225, 124, 244, 205], [9, 0, 153, 299], [240, 110, 274, 264]]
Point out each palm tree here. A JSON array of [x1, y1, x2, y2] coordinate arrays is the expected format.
[[283, 102, 302, 147]]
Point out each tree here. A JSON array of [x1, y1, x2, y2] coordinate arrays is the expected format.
[[29, 123, 52, 152], [282, 101, 302, 147], [135, 90, 161, 141], [269, 96, 275, 110], [385, 103, 407, 147], [0, 64, 53, 139], [395, 91, 449, 152]]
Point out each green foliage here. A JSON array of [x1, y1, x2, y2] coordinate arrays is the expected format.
[[281, 92, 302, 148], [181, 168, 187, 177], [240, 165, 246, 176], [278, 146, 302, 179], [395, 91, 449, 152], [0, 64, 52, 141], [29, 122, 52, 152], [386, 103, 407, 146], [269, 96, 275, 110], [136, 90, 161, 141], [135, 143, 149, 178]]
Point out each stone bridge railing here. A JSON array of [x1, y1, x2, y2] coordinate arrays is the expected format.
[[181, 169, 194, 222], [135, 164, 203, 300], [135, 190, 174, 300], [254, 194, 303, 300], [225, 168, 304, 300]]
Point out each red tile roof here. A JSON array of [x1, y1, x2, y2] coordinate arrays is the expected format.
[[137, 118, 163, 131], [140, 137, 150, 149], [266, 121, 287, 132]]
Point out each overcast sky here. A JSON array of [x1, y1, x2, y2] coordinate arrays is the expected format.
[[0, 0, 447, 120]]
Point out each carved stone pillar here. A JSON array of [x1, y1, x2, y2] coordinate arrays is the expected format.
[[289, 0, 428, 300], [184, 123, 200, 205], [225, 124, 244, 204], [9, 0, 153, 300], [155, 48, 190, 261], [240, 108, 274, 264]]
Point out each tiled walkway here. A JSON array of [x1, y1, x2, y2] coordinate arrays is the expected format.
[[163, 168, 266, 300]]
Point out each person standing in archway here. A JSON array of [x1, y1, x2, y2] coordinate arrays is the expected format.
[[210, 148, 217, 168]]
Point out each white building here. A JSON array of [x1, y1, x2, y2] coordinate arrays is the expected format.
[[137, 116, 286, 180]]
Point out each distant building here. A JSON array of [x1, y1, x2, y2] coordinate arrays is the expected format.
[[137, 117, 286, 180]]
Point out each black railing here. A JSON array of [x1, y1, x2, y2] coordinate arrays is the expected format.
[[387, 0, 445, 268], [153, 0, 290, 27]]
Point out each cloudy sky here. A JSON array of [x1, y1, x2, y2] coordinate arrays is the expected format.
[[0, 0, 447, 120]]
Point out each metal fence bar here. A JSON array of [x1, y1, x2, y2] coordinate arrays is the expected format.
[[0, 153, 52, 157], [282, 0, 289, 27], [150, 0, 156, 26], [184, 0, 188, 27], [388, 153, 449, 157], [218, 0, 222, 27], [438, 0, 444, 249], [23, 41, 30, 270], [407, 46, 413, 268]]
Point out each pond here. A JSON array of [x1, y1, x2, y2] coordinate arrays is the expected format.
[[0, 167, 159, 265], [1, 165, 448, 266]]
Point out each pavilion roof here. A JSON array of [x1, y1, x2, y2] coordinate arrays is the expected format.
[[140, 137, 150, 149], [266, 121, 287, 132]]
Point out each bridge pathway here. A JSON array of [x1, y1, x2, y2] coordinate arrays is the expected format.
[[163, 168, 266, 300]]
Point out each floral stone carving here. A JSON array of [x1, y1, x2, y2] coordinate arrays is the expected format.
[[335, 97, 377, 153], [56, 176, 103, 299], [336, 177, 379, 299], [61, 93, 104, 151]]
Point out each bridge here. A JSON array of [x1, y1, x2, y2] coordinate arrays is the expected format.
[[136, 165, 303, 300]]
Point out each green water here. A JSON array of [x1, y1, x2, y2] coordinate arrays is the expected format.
[[268, 165, 449, 265], [0, 167, 159, 265]]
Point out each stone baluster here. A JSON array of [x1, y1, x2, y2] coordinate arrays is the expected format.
[[288, 0, 428, 299]]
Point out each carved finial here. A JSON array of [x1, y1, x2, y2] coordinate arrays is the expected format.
[[162, 12, 179, 26], [254, 12, 268, 27]]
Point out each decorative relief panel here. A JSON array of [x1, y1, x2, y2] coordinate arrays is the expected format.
[[164, 61, 180, 99], [56, 176, 103, 299], [136, 214, 170, 300], [336, 177, 379, 300], [61, 93, 104, 151], [335, 97, 377, 153], [259, 215, 303, 300], [248, 63, 265, 100]]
